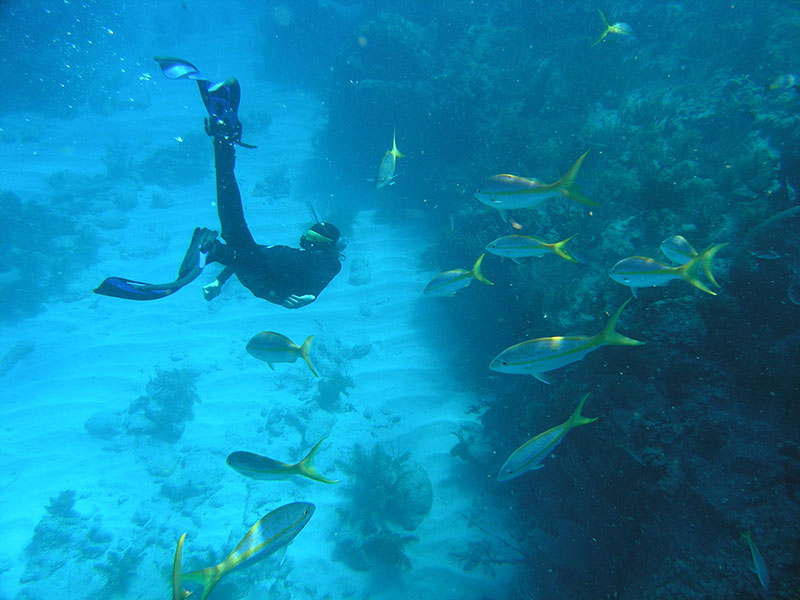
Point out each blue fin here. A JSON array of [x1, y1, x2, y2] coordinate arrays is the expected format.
[[154, 56, 205, 81]]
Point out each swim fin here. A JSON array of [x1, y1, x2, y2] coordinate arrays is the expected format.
[[94, 228, 215, 301], [153, 56, 206, 81], [200, 77, 256, 148], [153, 56, 256, 148]]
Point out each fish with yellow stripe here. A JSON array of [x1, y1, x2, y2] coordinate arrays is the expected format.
[[176, 502, 315, 600], [610, 243, 727, 297], [485, 234, 579, 264], [741, 519, 770, 591], [375, 128, 404, 188], [474, 150, 597, 222], [498, 393, 598, 481], [490, 298, 644, 384], [660, 235, 721, 287], [246, 331, 318, 377], [226, 436, 338, 483], [424, 253, 494, 296], [592, 9, 635, 46]]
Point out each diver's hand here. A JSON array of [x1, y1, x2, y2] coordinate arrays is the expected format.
[[282, 294, 315, 309], [203, 281, 221, 301]]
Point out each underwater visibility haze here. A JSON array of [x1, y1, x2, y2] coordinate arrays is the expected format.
[[1, 0, 799, 599]]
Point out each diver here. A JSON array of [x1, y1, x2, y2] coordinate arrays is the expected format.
[[94, 58, 344, 309]]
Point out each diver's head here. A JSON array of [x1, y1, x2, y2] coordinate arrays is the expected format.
[[300, 222, 346, 252]]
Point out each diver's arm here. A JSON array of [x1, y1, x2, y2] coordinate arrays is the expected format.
[[203, 265, 235, 301]]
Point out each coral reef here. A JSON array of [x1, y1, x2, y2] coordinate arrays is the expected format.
[[125, 367, 199, 442], [18, 489, 149, 599], [333, 443, 432, 572], [0, 190, 99, 321]]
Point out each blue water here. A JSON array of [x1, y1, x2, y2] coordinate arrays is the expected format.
[[1, 1, 799, 599]]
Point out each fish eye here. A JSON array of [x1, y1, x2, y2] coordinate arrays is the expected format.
[[502, 360, 508, 365]]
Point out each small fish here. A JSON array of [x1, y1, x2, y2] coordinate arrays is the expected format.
[[489, 298, 644, 383], [474, 151, 598, 221], [768, 73, 799, 92], [182, 502, 315, 600], [610, 244, 727, 297], [375, 128, 404, 188], [750, 249, 781, 260], [660, 235, 721, 287], [172, 533, 190, 600], [497, 393, 598, 481], [424, 254, 494, 297], [227, 437, 338, 483], [592, 9, 635, 46], [485, 234, 578, 263], [246, 331, 318, 377], [741, 520, 770, 591]]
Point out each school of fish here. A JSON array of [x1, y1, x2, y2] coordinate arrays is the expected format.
[[159, 9, 776, 592]]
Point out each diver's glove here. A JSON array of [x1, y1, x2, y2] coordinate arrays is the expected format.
[[203, 281, 222, 301], [282, 294, 316, 309], [204, 117, 257, 149]]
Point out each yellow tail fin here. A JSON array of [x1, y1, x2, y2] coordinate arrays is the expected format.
[[296, 436, 338, 484], [557, 150, 599, 207], [568, 393, 599, 427], [183, 566, 223, 600], [700, 243, 727, 288], [172, 533, 191, 600], [680, 244, 727, 295], [552, 234, 578, 263], [471, 253, 494, 286], [598, 297, 646, 346], [299, 335, 318, 377], [592, 9, 611, 46], [391, 128, 405, 159]]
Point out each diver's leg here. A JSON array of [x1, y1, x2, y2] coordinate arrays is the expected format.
[[212, 136, 258, 248], [199, 77, 258, 249]]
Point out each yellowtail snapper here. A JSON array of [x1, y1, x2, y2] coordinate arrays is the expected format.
[[474, 151, 597, 222], [485, 234, 579, 264], [592, 9, 635, 46], [660, 235, 720, 287], [490, 298, 644, 383], [246, 331, 318, 377], [424, 254, 494, 297], [768, 73, 798, 92], [498, 393, 598, 481], [741, 519, 770, 591], [375, 128, 404, 188], [227, 436, 338, 483], [610, 244, 727, 297], [179, 502, 315, 600]]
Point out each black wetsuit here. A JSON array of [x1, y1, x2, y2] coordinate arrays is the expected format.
[[208, 136, 341, 305]]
